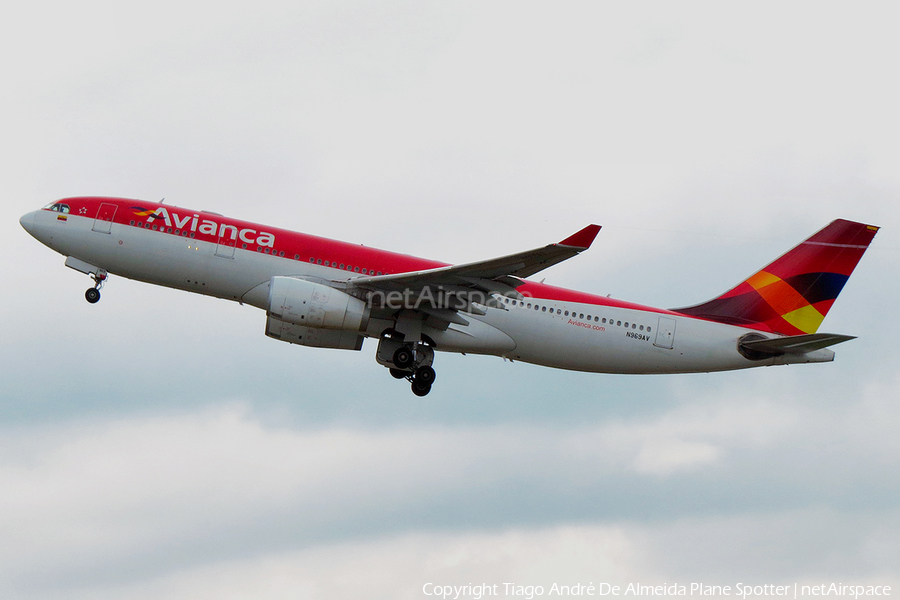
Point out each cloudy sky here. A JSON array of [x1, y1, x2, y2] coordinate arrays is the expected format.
[[2, 2, 898, 599]]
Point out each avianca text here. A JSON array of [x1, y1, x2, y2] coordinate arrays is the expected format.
[[143, 207, 275, 247]]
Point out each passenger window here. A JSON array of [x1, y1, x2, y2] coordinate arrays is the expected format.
[[542, 306, 546, 312], [565, 311, 569, 316]]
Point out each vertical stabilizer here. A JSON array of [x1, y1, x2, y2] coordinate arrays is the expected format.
[[675, 219, 879, 335]]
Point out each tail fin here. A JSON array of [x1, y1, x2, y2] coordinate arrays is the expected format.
[[675, 219, 879, 335]]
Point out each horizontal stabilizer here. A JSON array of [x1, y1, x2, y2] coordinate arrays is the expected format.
[[740, 332, 856, 355]]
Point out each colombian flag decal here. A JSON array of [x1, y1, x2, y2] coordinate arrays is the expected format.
[[57, 214, 67, 221]]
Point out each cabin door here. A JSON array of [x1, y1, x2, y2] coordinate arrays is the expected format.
[[215, 235, 236, 258], [654, 317, 677, 349], [92, 203, 117, 234]]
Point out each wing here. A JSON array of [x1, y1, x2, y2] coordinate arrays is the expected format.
[[344, 224, 601, 324]]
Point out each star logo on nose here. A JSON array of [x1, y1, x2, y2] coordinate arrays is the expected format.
[[79, 207, 87, 215]]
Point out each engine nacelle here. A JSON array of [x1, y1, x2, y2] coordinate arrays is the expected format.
[[266, 315, 364, 350], [267, 276, 369, 332]]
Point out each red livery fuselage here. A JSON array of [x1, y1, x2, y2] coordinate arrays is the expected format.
[[20, 196, 878, 396]]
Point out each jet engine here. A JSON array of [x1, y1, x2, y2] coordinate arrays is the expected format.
[[265, 276, 369, 350]]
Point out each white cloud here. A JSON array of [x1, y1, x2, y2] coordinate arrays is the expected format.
[[14, 518, 899, 600], [26, 525, 638, 600], [2, 372, 898, 597]]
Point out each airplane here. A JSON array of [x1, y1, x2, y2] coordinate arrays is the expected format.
[[19, 197, 878, 396]]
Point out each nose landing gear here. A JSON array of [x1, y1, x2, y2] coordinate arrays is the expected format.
[[85, 272, 107, 304]]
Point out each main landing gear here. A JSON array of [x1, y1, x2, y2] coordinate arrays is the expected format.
[[377, 334, 437, 396], [407, 363, 436, 397], [393, 345, 437, 397], [85, 272, 107, 304], [407, 364, 436, 397]]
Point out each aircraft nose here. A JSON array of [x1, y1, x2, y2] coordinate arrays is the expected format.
[[19, 211, 36, 235]]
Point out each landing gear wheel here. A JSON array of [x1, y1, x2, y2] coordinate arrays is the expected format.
[[85, 288, 101, 304], [411, 378, 432, 397], [392, 347, 414, 369], [389, 368, 407, 379], [415, 365, 436, 385]]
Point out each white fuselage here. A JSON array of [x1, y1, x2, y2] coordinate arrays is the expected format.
[[21, 208, 835, 374]]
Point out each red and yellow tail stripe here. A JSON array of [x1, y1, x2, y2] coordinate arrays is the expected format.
[[676, 219, 879, 335]]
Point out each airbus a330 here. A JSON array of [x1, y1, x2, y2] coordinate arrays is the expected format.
[[20, 198, 878, 396]]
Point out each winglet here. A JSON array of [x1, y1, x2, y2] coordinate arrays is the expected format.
[[558, 224, 601, 249]]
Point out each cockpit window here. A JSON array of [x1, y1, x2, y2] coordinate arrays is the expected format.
[[42, 202, 70, 213]]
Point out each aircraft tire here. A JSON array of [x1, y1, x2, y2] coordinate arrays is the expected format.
[[389, 368, 407, 379], [85, 288, 101, 304], [411, 379, 432, 397], [415, 365, 436, 385], [392, 347, 414, 369]]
